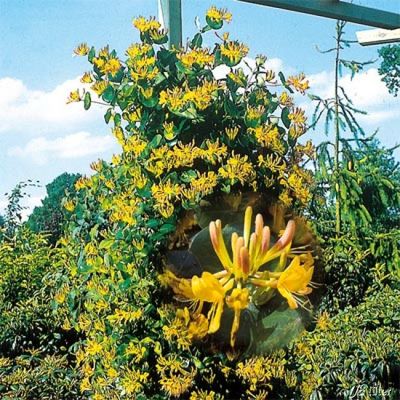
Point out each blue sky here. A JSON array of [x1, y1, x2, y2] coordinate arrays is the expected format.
[[0, 0, 399, 216]]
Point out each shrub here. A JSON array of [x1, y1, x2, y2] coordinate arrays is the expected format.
[[57, 6, 321, 398], [0, 353, 83, 400], [287, 286, 400, 399], [0, 227, 81, 398]]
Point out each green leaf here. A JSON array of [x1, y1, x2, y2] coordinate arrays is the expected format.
[[88, 46, 96, 62], [278, 71, 294, 93], [206, 16, 223, 30], [104, 108, 112, 124], [249, 303, 309, 354], [224, 97, 238, 117], [191, 33, 203, 49], [114, 113, 121, 127], [180, 170, 198, 183], [281, 107, 291, 128], [102, 85, 115, 103], [159, 223, 176, 235], [83, 92, 91, 110], [148, 134, 162, 149]]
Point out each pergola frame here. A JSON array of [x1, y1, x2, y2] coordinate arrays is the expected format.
[[238, 0, 400, 30], [158, 0, 400, 49]]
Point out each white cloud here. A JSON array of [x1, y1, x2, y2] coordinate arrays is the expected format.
[[0, 199, 7, 214], [304, 67, 399, 126], [8, 131, 115, 165], [0, 194, 43, 221], [0, 76, 102, 134], [339, 68, 393, 108], [21, 195, 44, 221]]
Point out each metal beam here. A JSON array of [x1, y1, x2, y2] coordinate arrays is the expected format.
[[357, 28, 400, 46], [237, 0, 400, 30], [158, 0, 182, 49]]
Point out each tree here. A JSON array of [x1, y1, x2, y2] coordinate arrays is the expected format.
[[308, 23, 400, 311], [27, 172, 80, 245], [2, 180, 39, 238], [378, 44, 400, 97]]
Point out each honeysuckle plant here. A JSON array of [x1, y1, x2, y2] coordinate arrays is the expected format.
[[60, 6, 321, 399]]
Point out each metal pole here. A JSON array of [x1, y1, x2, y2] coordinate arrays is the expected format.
[[237, 0, 400, 30], [158, 0, 182, 49]]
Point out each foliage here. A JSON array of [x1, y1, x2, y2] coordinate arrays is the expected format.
[[286, 286, 400, 399], [27, 172, 81, 245], [0, 217, 81, 397], [0, 353, 83, 400], [308, 22, 400, 311], [378, 44, 400, 97], [0, 227, 52, 308], [2, 180, 39, 237], [56, 7, 321, 398]]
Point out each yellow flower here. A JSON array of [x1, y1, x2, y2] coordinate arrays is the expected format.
[[80, 72, 93, 84], [188, 313, 209, 340], [178, 48, 214, 68], [159, 87, 186, 112], [225, 126, 239, 141], [279, 190, 293, 207], [287, 73, 309, 94], [126, 43, 152, 59], [73, 43, 89, 56], [276, 256, 314, 309], [67, 89, 81, 104], [210, 207, 296, 279], [192, 272, 233, 333], [102, 58, 121, 76], [265, 69, 276, 82], [226, 287, 249, 347], [80, 377, 92, 392], [91, 80, 108, 96], [163, 121, 175, 140], [220, 41, 249, 66], [99, 45, 110, 58], [86, 339, 103, 356], [250, 124, 284, 153], [93, 56, 106, 70], [165, 207, 304, 347], [279, 91, 293, 107], [288, 107, 307, 126], [206, 6, 232, 24], [63, 199, 75, 212], [218, 153, 255, 185], [246, 105, 265, 123], [189, 171, 218, 196], [183, 81, 219, 110], [133, 16, 161, 33], [140, 86, 153, 99], [90, 159, 103, 172], [190, 390, 218, 400]]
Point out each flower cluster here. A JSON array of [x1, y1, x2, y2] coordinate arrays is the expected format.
[[164, 206, 315, 347]]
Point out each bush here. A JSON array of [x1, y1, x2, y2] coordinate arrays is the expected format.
[[287, 286, 400, 399], [0, 227, 81, 398], [0, 227, 52, 307], [0, 353, 83, 400], [56, 6, 321, 399]]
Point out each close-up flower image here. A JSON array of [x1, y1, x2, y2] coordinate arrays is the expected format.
[[0, 1, 399, 399]]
